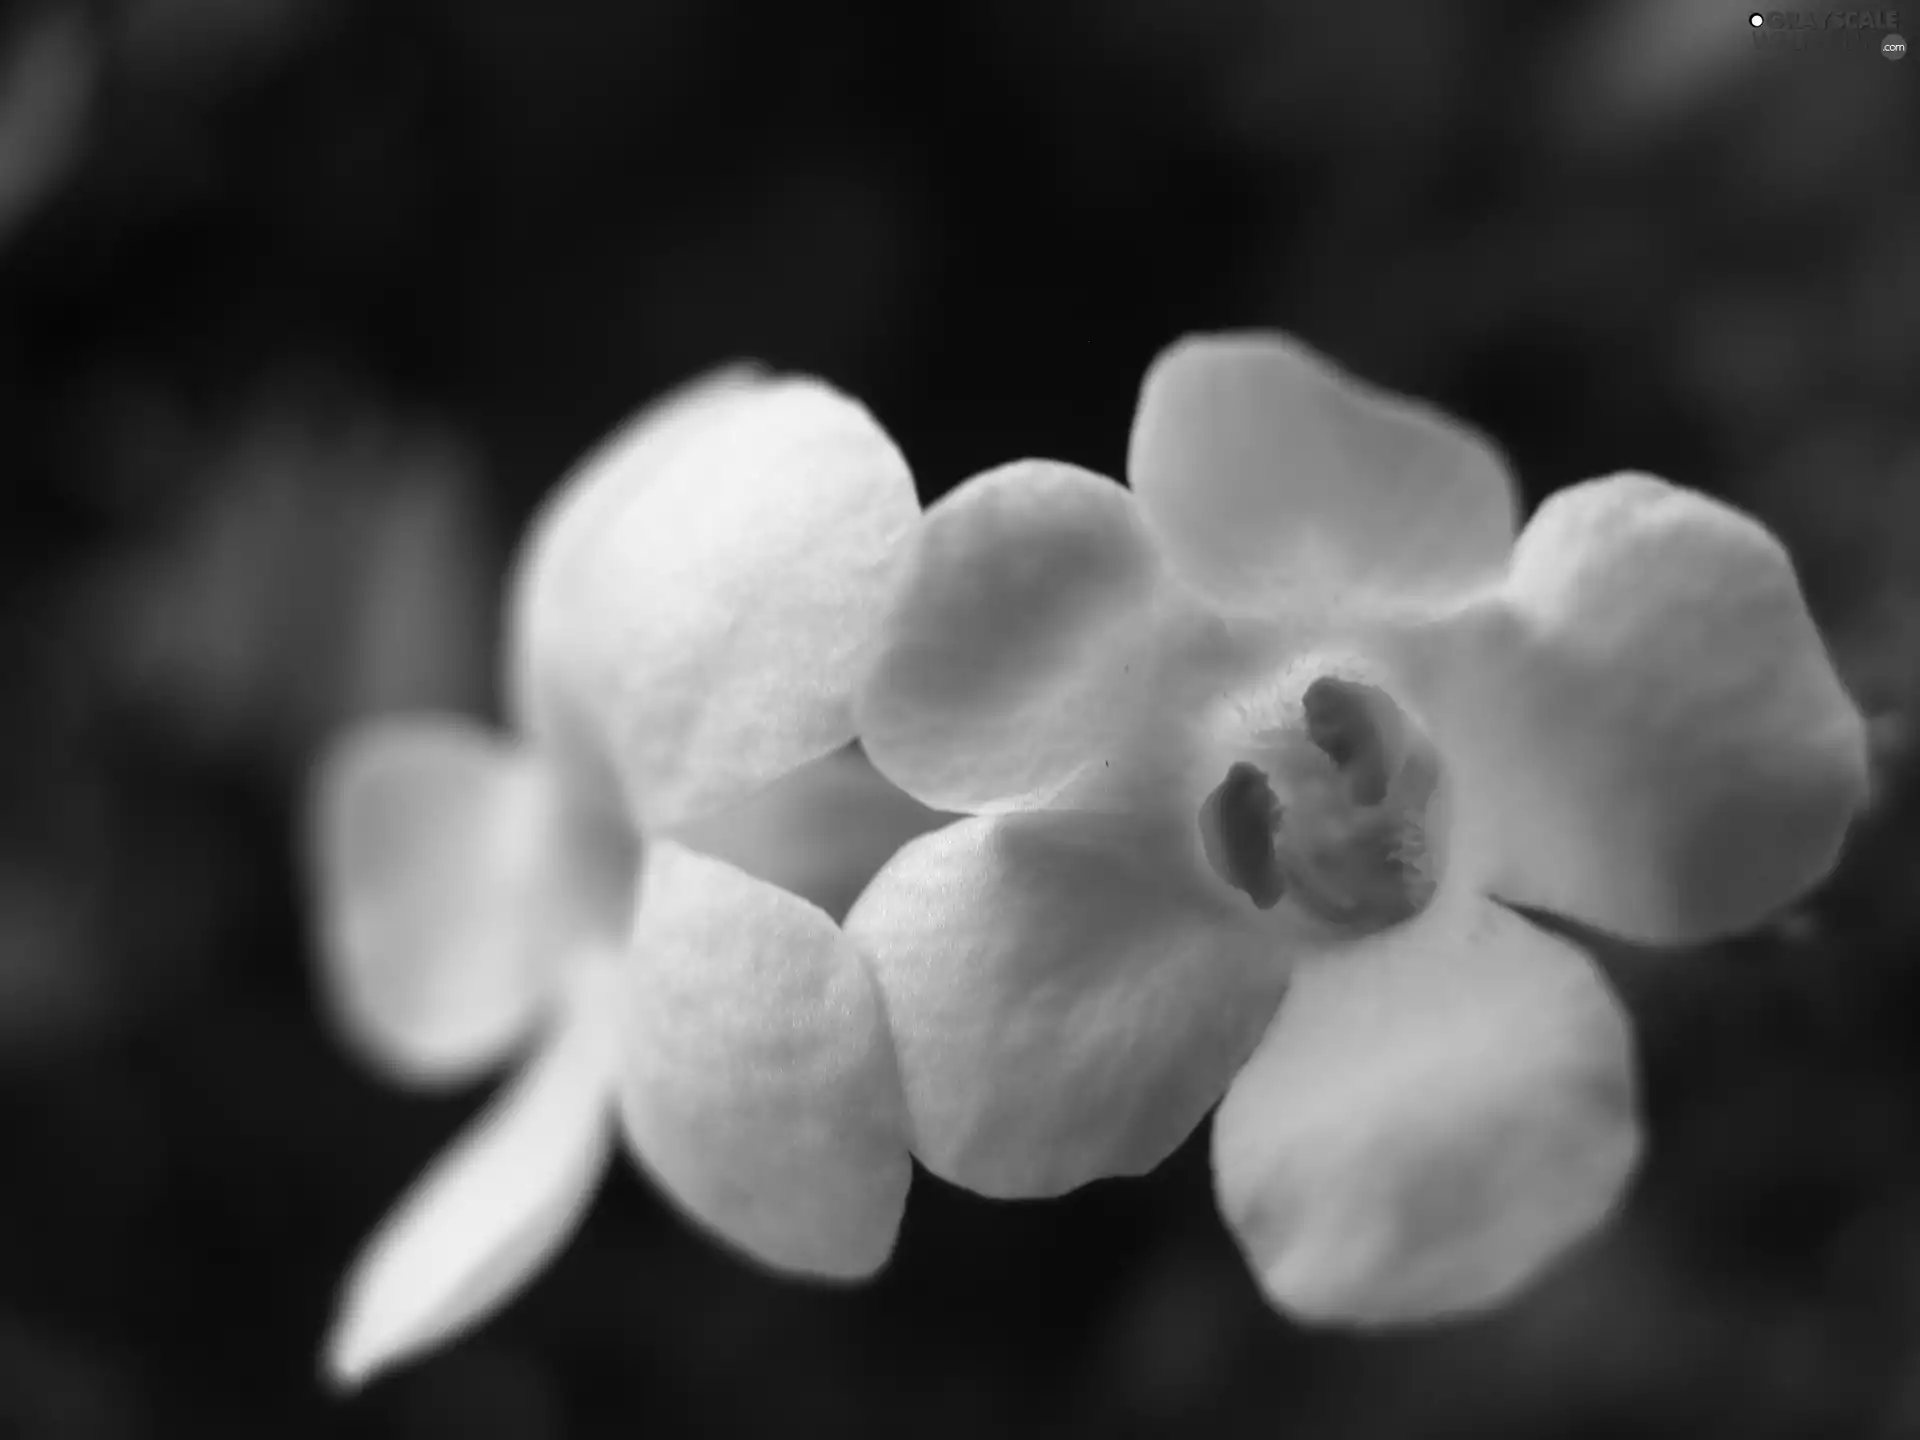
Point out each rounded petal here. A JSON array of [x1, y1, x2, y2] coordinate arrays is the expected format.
[[857, 460, 1273, 814], [1127, 333, 1518, 615], [1416, 473, 1870, 944], [324, 999, 615, 1390], [510, 370, 921, 832], [843, 810, 1291, 1198], [616, 841, 911, 1279], [307, 715, 629, 1086], [855, 460, 1160, 812], [672, 745, 956, 924], [1212, 889, 1640, 1325]]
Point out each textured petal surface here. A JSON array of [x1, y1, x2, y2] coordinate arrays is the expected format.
[[324, 994, 615, 1389], [1212, 888, 1640, 1325], [856, 461, 1160, 812], [857, 459, 1273, 814], [673, 745, 955, 924], [307, 715, 630, 1086], [844, 810, 1290, 1198], [1127, 333, 1518, 615], [617, 841, 911, 1278], [510, 370, 920, 832], [1411, 473, 1870, 944]]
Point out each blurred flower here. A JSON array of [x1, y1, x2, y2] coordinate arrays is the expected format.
[[307, 369, 934, 1388], [847, 332, 1870, 1324]]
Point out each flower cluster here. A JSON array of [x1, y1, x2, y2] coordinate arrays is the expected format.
[[306, 334, 1869, 1384], [308, 370, 936, 1386]]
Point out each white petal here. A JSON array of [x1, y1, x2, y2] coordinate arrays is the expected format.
[[856, 459, 1276, 815], [1127, 332, 1518, 616], [307, 715, 628, 1086], [324, 996, 615, 1389], [844, 811, 1288, 1198], [1212, 888, 1640, 1324], [510, 370, 921, 832], [1406, 473, 1870, 944], [617, 841, 911, 1278], [855, 460, 1162, 812]]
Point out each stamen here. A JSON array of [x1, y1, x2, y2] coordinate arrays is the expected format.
[[1197, 669, 1443, 932], [1198, 761, 1287, 910], [1301, 676, 1401, 806]]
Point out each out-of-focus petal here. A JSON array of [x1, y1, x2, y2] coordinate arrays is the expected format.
[[323, 995, 615, 1390], [1127, 333, 1518, 616], [1410, 473, 1870, 944], [510, 370, 921, 833], [307, 715, 630, 1087], [843, 810, 1290, 1198], [616, 841, 911, 1279], [1212, 888, 1639, 1325], [672, 745, 955, 924], [857, 459, 1267, 814]]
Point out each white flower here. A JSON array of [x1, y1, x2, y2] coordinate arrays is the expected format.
[[306, 368, 929, 1387], [845, 333, 1870, 1324]]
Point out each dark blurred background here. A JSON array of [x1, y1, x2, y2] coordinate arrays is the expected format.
[[2, 0, 1919, 1435]]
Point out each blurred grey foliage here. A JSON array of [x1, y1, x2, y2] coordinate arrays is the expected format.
[[0, 1311, 139, 1440], [116, 0, 327, 87], [0, 391, 495, 1069], [0, 858, 105, 1065], [95, 398, 495, 763], [0, 8, 92, 250]]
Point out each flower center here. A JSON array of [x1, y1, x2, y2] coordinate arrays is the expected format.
[[1197, 675, 1442, 931]]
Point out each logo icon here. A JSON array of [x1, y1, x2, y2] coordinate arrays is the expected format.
[[1886, 31, 1908, 56]]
